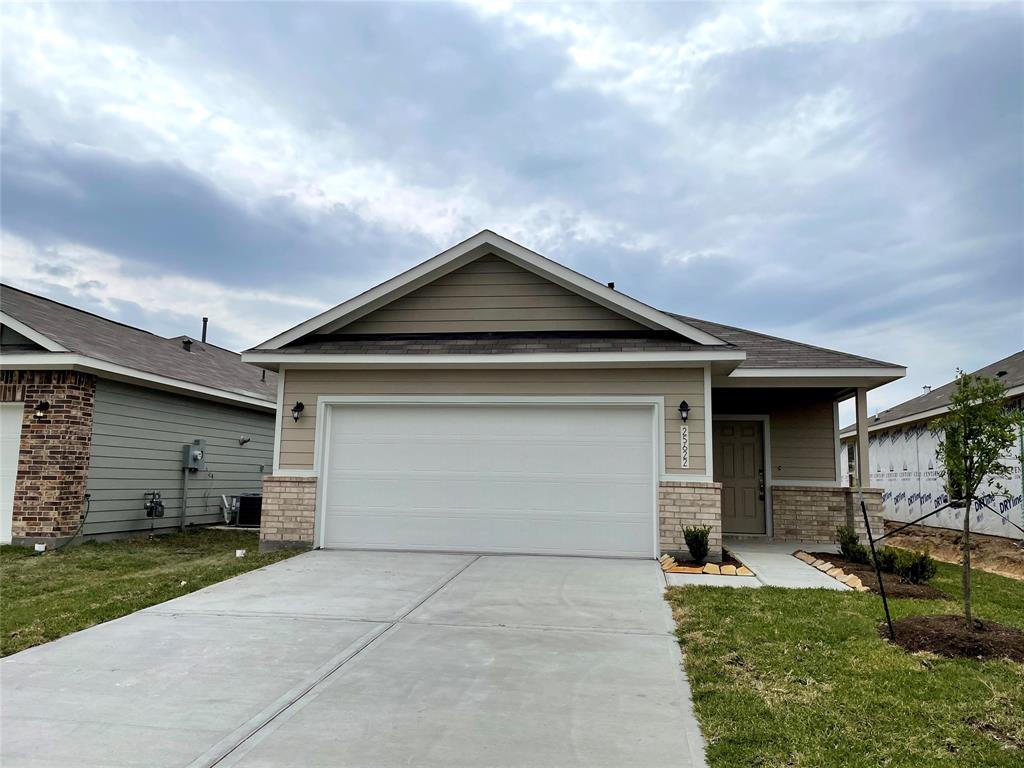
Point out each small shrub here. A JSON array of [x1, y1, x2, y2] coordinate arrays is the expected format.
[[891, 548, 937, 584], [876, 546, 937, 584], [682, 525, 711, 563], [836, 526, 870, 565], [876, 546, 899, 573]]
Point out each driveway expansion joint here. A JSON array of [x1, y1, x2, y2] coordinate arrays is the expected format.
[[198, 555, 482, 768]]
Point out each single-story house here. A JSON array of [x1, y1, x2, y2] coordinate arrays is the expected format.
[[0, 284, 277, 546], [242, 231, 904, 560], [840, 350, 1023, 540], [241, 231, 905, 561]]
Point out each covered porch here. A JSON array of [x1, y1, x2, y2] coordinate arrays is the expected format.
[[662, 378, 887, 563]]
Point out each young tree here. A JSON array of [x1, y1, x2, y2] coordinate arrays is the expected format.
[[932, 371, 1024, 629]]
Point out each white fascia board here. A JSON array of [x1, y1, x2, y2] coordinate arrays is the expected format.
[[715, 367, 906, 390], [241, 349, 747, 369], [728, 367, 906, 379], [0, 312, 67, 352], [0, 353, 275, 411], [253, 230, 728, 349]]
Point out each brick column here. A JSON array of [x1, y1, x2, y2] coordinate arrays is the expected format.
[[1, 370, 96, 542], [658, 480, 723, 562], [260, 475, 317, 551]]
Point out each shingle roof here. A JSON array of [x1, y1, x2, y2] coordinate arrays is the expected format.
[[275, 313, 901, 372], [279, 332, 713, 355], [840, 349, 1024, 436], [666, 314, 901, 370], [1, 284, 276, 403]]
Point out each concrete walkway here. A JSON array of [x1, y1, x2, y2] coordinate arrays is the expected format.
[[724, 539, 848, 590], [1, 551, 707, 768]]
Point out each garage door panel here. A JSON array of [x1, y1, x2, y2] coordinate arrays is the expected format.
[[333, 405, 651, 439], [332, 442, 650, 476], [322, 511, 652, 556], [1, 403, 23, 545], [322, 404, 655, 557], [326, 473, 648, 515]]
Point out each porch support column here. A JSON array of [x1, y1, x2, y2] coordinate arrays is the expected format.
[[855, 387, 870, 488]]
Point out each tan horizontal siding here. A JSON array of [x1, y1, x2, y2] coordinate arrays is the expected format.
[[279, 367, 705, 474], [713, 388, 838, 482], [337, 253, 646, 334]]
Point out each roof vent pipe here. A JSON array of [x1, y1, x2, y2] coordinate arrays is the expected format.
[[201, 317, 209, 343], [607, 282, 615, 290], [182, 338, 193, 352]]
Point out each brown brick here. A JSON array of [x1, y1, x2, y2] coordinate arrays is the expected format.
[[2, 370, 95, 538]]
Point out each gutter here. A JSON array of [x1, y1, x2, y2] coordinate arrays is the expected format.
[[0, 352, 275, 411]]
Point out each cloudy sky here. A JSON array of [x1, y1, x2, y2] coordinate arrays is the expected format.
[[2, 1, 1021, 421]]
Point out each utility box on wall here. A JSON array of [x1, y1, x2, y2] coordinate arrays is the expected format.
[[182, 439, 208, 471]]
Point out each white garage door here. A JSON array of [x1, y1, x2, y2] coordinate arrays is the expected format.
[[1, 403, 24, 544], [320, 403, 656, 557]]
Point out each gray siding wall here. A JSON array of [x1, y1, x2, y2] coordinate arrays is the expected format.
[[84, 379, 274, 536]]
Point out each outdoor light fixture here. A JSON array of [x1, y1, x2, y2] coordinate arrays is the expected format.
[[34, 400, 50, 420], [677, 401, 689, 422], [291, 401, 305, 422]]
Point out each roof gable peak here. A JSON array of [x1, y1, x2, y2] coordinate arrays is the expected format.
[[256, 230, 727, 349]]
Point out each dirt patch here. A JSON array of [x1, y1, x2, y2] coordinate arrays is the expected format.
[[807, 551, 950, 599], [883, 614, 1024, 663], [883, 522, 1024, 581], [964, 716, 1024, 749]]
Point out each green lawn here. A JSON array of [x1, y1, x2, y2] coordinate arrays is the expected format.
[[1, 529, 302, 656], [667, 561, 1024, 768]]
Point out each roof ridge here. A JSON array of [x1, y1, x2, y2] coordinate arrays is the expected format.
[[1, 283, 245, 356], [1, 282, 167, 342], [666, 311, 901, 368]]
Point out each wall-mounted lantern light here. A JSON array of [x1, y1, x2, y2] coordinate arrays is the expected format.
[[34, 400, 50, 420], [677, 400, 690, 422], [291, 401, 305, 422]]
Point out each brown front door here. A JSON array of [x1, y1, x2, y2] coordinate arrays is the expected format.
[[714, 420, 766, 534]]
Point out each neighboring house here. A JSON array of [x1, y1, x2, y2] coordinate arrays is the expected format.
[[840, 350, 1024, 541], [242, 230, 904, 561], [0, 285, 277, 546]]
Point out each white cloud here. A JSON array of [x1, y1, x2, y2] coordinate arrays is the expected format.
[[0, 231, 329, 349], [466, 1, 916, 121], [0, 4, 628, 253], [464, 0, 909, 180]]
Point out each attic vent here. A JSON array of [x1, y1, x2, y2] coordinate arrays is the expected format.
[[182, 338, 193, 352]]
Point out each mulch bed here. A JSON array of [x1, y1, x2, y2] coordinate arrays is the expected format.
[[808, 552, 950, 599], [674, 552, 743, 568], [883, 614, 1024, 662]]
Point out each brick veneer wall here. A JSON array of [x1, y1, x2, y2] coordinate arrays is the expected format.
[[771, 486, 884, 544], [659, 480, 723, 562], [0, 370, 96, 541], [260, 475, 317, 551]]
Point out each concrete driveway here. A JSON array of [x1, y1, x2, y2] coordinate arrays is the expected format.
[[1, 551, 706, 768]]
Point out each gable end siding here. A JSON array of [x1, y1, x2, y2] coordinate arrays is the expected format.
[[333, 254, 647, 334]]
